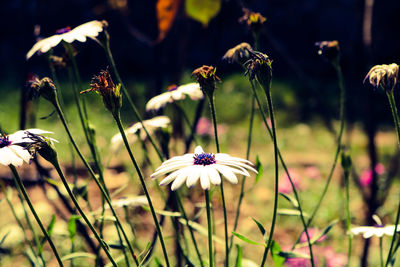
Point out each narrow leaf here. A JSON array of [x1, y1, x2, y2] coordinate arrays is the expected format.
[[309, 219, 338, 244], [235, 244, 242, 267], [61, 252, 96, 261], [255, 155, 264, 184], [178, 218, 223, 244], [252, 217, 268, 242], [232, 231, 266, 247], [277, 209, 309, 217], [279, 192, 299, 208], [278, 251, 310, 259], [142, 206, 181, 217], [0, 231, 10, 246], [68, 215, 80, 243], [271, 241, 285, 267]]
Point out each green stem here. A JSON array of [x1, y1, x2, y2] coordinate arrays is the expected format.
[[385, 90, 400, 266], [205, 190, 214, 267], [175, 193, 204, 267], [208, 95, 229, 267], [250, 80, 314, 266], [102, 36, 164, 162], [52, 161, 118, 266], [229, 95, 255, 252], [52, 97, 139, 266], [9, 165, 64, 266], [344, 167, 352, 266], [380, 237, 384, 267], [113, 113, 170, 267], [260, 78, 279, 266]]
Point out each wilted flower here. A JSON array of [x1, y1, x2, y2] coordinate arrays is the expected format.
[[244, 50, 272, 89], [145, 83, 203, 111], [28, 76, 57, 103], [151, 145, 257, 191], [223, 43, 253, 65], [111, 116, 170, 152], [364, 63, 399, 91], [26, 20, 107, 60], [192, 65, 220, 98], [0, 129, 53, 166], [239, 8, 266, 35], [81, 68, 122, 114], [315, 41, 340, 62]]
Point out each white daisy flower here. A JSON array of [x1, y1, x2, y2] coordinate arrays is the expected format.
[[151, 146, 258, 191], [145, 83, 204, 111], [351, 225, 399, 238], [110, 116, 170, 152], [26, 20, 106, 60], [0, 129, 54, 166]]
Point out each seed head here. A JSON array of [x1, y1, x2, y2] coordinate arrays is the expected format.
[[192, 65, 220, 98], [81, 68, 122, 114], [223, 42, 253, 65], [315, 40, 340, 63], [244, 50, 272, 89], [364, 63, 399, 91]]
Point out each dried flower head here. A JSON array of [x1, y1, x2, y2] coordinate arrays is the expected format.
[[315, 41, 340, 62], [239, 8, 266, 35], [192, 65, 220, 98], [364, 63, 399, 91], [81, 68, 122, 114], [223, 42, 253, 65], [244, 50, 272, 88], [28, 77, 57, 103]]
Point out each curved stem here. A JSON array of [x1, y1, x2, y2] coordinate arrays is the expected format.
[[260, 78, 279, 266], [250, 80, 314, 265], [205, 190, 214, 267], [208, 95, 229, 267], [9, 165, 64, 266], [52, 161, 118, 266], [113, 113, 170, 267], [385, 90, 400, 266], [52, 97, 139, 265], [344, 164, 352, 266]]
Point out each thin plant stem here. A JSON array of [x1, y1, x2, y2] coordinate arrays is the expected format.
[[185, 99, 205, 153], [102, 37, 164, 162], [9, 165, 64, 266], [52, 97, 139, 265], [250, 80, 314, 266], [205, 189, 214, 267], [176, 192, 204, 267], [229, 95, 255, 252], [208, 95, 229, 267], [380, 237, 384, 267], [51, 161, 118, 266], [113, 113, 170, 267], [259, 77, 279, 266], [384, 89, 400, 266], [344, 161, 352, 266]]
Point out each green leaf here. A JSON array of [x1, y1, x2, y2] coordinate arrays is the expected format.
[[278, 251, 310, 259], [178, 218, 224, 244], [185, 0, 222, 26], [309, 219, 338, 245], [271, 241, 285, 267], [252, 218, 267, 242], [139, 242, 153, 266], [277, 209, 309, 217], [109, 243, 127, 250], [40, 215, 56, 253], [61, 252, 96, 261], [142, 206, 181, 217], [235, 244, 242, 267], [0, 231, 10, 246], [279, 193, 299, 208], [68, 215, 80, 243], [255, 156, 264, 184], [232, 231, 266, 247]]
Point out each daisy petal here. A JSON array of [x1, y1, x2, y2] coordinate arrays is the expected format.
[[186, 166, 202, 188], [213, 164, 238, 184], [200, 168, 211, 190]]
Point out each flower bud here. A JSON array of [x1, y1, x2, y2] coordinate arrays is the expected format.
[[25, 132, 59, 166], [223, 42, 253, 65], [315, 40, 340, 63], [244, 50, 272, 90], [81, 68, 122, 115], [364, 63, 399, 91], [28, 77, 58, 104], [239, 8, 266, 37], [192, 65, 220, 98]]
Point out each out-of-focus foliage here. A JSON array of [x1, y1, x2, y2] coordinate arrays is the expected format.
[[185, 0, 222, 26], [156, 0, 181, 42]]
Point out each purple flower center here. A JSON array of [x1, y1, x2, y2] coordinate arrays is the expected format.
[[0, 135, 11, 148], [56, 27, 71, 34], [194, 153, 216, 166], [167, 84, 178, 92]]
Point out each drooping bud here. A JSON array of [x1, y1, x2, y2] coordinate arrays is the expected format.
[[244, 50, 272, 90], [81, 68, 122, 115], [223, 42, 253, 65], [25, 132, 58, 166], [364, 63, 399, 91], [239, 8, 266, 37], [28, 77, 58, 104], [315, 40, 340, 63], [192, 65, 220, 98]]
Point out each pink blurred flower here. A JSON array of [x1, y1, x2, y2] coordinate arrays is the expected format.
[[285, 247, 317, 267], [299, 228, 326, 244], [304, 166, 321, 179], [359, 163, 386, 187], [279, 168, 303, 194], [196, 117, 227, 136], [323, 246, 347, 267]]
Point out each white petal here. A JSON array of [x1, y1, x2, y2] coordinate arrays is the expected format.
[[9, 145, 32, 164], [159, 170, 181, 186], [145, 92, 172, 111], [151, 161, 193, 178], [186, 166, 202, 188], [213, 164, 238, 184], [207, 166, 221, 185], [200, 167, 211, 190], [0, 147, 24, 166], [171, 169, 190, 191], [194, 146, 205, 154], [26, 35, 63, 59]]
